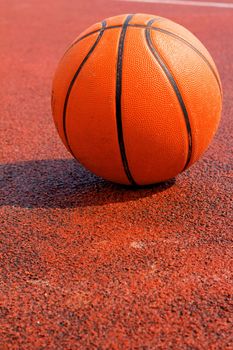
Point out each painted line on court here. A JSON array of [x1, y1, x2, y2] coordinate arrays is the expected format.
[[121, 0, 233, 9]]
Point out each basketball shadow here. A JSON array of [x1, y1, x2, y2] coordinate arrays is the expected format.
[[0, 159, 175, 209]]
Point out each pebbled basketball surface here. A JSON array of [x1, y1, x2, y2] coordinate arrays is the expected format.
[[52, 13, 222, 185], [0, 0, 232, 349]]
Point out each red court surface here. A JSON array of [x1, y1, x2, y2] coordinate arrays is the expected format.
[[0, 0, 232, 349]]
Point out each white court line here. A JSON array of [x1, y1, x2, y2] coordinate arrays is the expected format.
[[121, 0, 233, 9]]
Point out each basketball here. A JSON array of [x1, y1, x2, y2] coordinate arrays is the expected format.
[[51, 13, 222, 186]]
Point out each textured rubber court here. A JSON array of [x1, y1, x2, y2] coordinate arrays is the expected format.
[[0, 0, 233, 349]]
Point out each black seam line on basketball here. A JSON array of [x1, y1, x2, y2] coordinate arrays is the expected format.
[[68, 24, 221, 96], [63, 28, 107, 56], [146, 19, 192, 170], [67, 23, 162, 50], [116, 14, 137, 186], [65, 14, 163, 51], [62, 20, 107, 157], [151, 27, 222, 96]]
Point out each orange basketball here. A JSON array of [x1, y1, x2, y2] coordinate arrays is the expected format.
[[52, 14, 222, 186]]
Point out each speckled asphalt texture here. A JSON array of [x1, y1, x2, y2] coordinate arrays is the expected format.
[[0, 0, 232, 349]]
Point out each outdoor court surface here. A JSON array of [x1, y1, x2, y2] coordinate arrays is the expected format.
[[1, 0, 233, 349]]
